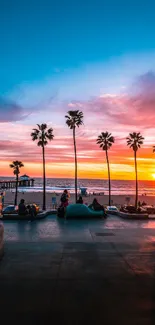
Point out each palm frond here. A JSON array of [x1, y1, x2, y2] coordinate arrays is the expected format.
[[32, 128, 40, 133], [9, 161, 24, 175], [31, 124, 54, 147], [37, 140, 43, 147], [40, 124, 47, 131], [65, 110, 84, 129], [96, 131, 115, 151], [126, 132, 144, 151], [45, 128, 54, 140]]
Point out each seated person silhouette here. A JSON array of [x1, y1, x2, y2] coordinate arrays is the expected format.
[[18, 199, 28, 215]]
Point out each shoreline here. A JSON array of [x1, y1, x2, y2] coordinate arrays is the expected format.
[[6, 187, 155, 196], [2, 191, 155, 209]]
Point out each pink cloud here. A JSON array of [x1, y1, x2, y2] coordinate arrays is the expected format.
[[0, 133, 130, 168], [1, 71, 155, 175], [68, 71, 155, 130]]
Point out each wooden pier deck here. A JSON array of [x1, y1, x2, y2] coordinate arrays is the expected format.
[[0, 179, 34, 189]]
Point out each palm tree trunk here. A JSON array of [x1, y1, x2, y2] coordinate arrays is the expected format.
[[134, 150, 138, 209], [42, 145, 46, 210], [73, 127, 78, 203], [14, 174, 18, 206], [106, 149, 111, 206]]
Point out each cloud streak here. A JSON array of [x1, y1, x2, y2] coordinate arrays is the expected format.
[[1, 68, 155, 179], [0, 97, 29, 122], [68, 71, 155, 130]]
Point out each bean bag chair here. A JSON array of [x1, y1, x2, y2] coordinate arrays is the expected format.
[[65, 204, 105, 219]]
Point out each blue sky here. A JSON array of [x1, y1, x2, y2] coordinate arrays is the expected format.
[[1, 0, 155, 99], [1, 0, 155, 179]]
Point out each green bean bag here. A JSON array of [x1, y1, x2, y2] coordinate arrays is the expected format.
[[65, 204, 104, 219]]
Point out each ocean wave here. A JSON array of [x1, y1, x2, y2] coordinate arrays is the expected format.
[[3, 177, 155, 196]]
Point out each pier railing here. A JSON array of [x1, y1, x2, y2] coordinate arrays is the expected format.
[[0, 179, 34, 189]]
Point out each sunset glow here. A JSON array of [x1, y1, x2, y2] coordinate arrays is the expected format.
[[1, 2, 155, 180]]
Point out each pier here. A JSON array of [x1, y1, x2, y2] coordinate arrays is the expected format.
[[0, 174, 34, 189]]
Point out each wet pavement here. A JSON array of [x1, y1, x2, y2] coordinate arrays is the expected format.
[[0, 215, 155, 324]]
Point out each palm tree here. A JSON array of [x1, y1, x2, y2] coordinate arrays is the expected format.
[[10, 161, 24, 206], [96, 132, 114, 206], [127, 132, 144, 209], [65, 110, 84, 202], [153, 146, 155, 153], [31, 124, 54, 210]]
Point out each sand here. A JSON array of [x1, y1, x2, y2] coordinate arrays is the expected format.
[[2, 191, 155, 209]]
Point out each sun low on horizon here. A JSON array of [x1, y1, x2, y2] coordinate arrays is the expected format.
[[1, 0, 155, 181]]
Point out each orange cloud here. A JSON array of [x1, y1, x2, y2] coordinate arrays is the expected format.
[[1, 72, 155, 179]]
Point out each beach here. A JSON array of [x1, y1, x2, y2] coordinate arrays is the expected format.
[[3, 191, 155, 209]]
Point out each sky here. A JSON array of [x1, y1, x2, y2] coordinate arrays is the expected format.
[[1, 0, 155, 180]]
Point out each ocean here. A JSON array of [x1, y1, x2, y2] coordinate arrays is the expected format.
[[1, 177, 155, 196]]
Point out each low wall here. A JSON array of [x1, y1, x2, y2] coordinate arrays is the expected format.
[[1, 210, 53, 221], [106, 211, 119, 215], [0, 222, 4, 259], [119, 211, 148, 220]]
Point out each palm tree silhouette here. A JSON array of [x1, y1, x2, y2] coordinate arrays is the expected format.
[[31, 124, 54, 210], [153, 146, 155, 153], [65, 110, 83, 202], [10, 161, 24, 206], [127, 132, 144, 209], [97, 132, 114, 206]]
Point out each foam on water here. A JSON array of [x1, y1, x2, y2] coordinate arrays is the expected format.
[[1, 177, 155, 195]]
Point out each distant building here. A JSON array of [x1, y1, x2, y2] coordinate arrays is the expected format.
[[19, 175, 34, 187], [0, 174, 34, 189], [20, 174, 30, 181]]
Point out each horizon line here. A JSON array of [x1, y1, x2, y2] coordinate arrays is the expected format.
[[0, 176, 154, 182]]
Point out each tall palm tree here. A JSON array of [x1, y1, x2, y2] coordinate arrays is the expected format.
[[31, 124, 54, 210], [96, 132, 114, 206], [65, 110, 84, 202], [153, 146, 155, 153], [10, 161, 24, 206], [127, 132, 144, 209]]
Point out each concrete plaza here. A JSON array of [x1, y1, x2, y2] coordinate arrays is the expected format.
[[0, 215, 155, 324]]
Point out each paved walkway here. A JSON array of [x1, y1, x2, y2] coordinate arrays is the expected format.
[[1, 215, 155, 324]]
